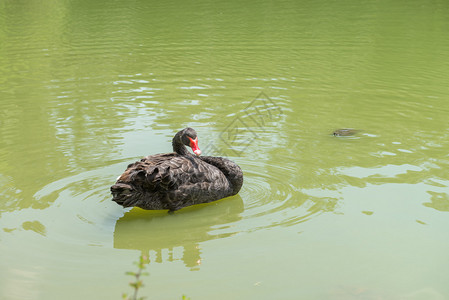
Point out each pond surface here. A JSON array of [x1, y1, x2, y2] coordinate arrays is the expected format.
[[1, 0, 449, 299]]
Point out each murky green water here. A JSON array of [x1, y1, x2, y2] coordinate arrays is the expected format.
[[1, 0, 449, 299]]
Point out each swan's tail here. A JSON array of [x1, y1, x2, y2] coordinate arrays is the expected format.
[[111, 183, 135, 207]]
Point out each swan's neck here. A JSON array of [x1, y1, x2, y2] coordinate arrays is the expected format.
[[172, 131, 189, 155], [199, 156, 243, 195]]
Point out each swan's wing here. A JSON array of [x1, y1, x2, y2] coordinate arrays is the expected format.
[[116, 154, 209, 191], [112, 154, 237, 211]]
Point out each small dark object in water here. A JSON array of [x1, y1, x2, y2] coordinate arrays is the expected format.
[[333, 129, 359, 136], [111, 127, 243, 212]]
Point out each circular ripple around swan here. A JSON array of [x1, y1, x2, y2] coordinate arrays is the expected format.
[[7, 157, 328, 255], [210, 159, 327, 236], [0, 161, 131, 278], [25, 161, 131, 247]]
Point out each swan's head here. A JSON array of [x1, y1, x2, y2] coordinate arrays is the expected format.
[[181, 127, 202, 156]]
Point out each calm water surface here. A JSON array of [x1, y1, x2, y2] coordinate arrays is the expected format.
[[1, 0, 449, 299]]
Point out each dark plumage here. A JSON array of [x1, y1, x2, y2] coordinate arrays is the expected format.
[[111, 128, 243, 212]]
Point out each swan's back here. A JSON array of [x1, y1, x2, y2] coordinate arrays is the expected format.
[[111, 153, 239, 211]]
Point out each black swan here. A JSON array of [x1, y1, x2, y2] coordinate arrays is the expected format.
[[111, 128, 243, 212]]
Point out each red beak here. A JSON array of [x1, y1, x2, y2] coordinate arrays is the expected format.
[[188, 137, 202, 156]]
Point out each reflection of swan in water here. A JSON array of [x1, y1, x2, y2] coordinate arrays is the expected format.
[[113, 195, 244, 270]]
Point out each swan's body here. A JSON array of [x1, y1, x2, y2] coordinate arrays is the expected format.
[[111, 128, 243, 212]]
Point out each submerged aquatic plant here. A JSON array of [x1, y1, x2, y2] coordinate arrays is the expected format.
[[122, 254, 191, 300], [122, 255, 150, 300]]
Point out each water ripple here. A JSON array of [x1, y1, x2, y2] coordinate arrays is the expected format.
[[212, 159, 334, 234]]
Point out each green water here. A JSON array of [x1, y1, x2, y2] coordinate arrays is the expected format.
[[1, 0, 449, 299]]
